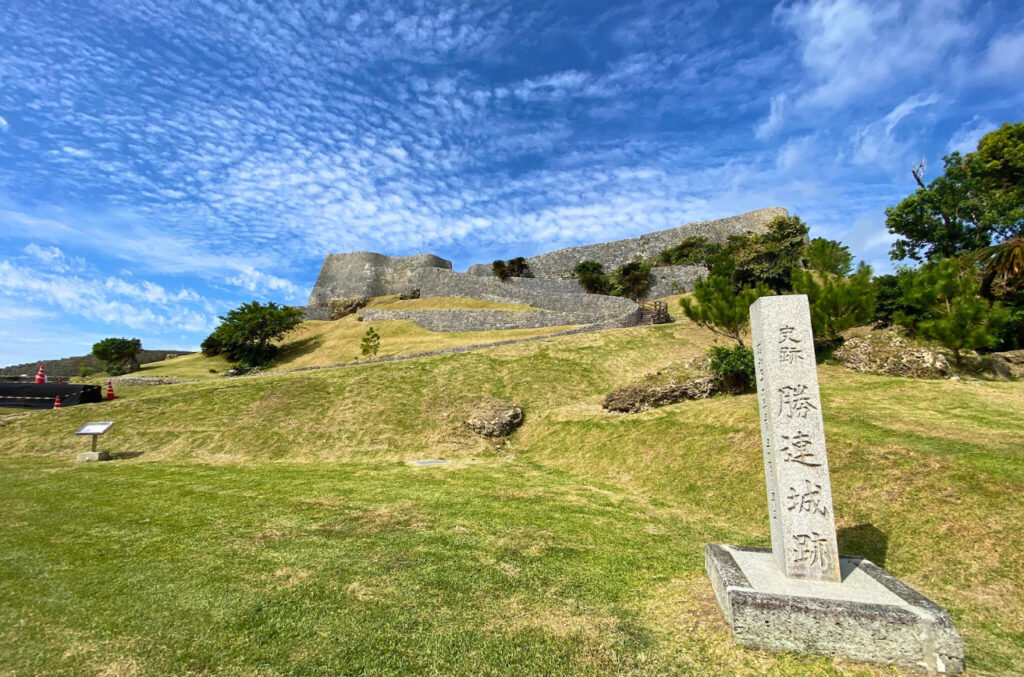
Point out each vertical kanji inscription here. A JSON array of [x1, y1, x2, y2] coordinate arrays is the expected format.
[[750, 295, 840, 582]]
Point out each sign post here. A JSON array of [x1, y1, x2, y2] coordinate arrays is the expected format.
[[75, 421, 114, 461]]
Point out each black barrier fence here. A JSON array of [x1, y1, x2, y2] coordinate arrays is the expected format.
[[0, 383, 104, 409]]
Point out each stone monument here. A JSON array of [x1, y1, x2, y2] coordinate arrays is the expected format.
[[705, 295, 964, 674]]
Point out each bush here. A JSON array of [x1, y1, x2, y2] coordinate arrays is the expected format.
[[204, 301, 304, 367], [994, 291, 1024, 351], [493, 258, 530, 280], [77, 365, 94, 379], [895, 258, 1009, 366], [804, 238, 853, 277], [574, 260, 610, 294], [655, 236, 722, 267], [790, 262, 875, 349], [609, 260, 652, 299], [360, 327, 381, 357], [91, 337, 142, 375], [201, 332, 224, 357], [707, 345, 756, 394], [680, 264, 773, 346], [724, 214, 809, 292]]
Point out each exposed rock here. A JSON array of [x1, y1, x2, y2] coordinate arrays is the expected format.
[[833, 329, 951, 378], [109, 376, 191, 386], [398, 288, 421, 300], [987, 350, 1024, 379], [603, 376, 718, 413], [464, 398, 524, 438], [328, 296, 370, 320]]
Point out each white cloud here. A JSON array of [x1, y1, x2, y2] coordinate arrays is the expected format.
[[0, 115, 8, 131], [756, 94, 787, 140], [947, 116, 997, 155], [774, 0, 972, 108], [849, 93, 939, 166], [978, 30, 1024, 78]]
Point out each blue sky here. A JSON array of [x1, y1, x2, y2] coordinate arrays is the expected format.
[[1, 0, 1022, 366]]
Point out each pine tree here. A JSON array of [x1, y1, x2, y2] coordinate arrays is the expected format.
[[680, 269, 773, 346], [789, 262, 875, 347], [895, 259, 1009, 367]]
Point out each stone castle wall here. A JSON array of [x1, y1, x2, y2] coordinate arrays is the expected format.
[[469, 207, 786, 280], [304, 207, 785, 331], [308, 252, 451, 306]]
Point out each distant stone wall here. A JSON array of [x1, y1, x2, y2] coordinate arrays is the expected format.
[[647, 265, 708, 298], [308, 252, 451, 305], [358, 309, 579, 332], [497, 208, 786, 280], [293, 306, 333, 321]]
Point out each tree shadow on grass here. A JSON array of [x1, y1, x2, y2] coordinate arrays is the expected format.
[[837, 523, 888, 567], [112, 451, 145, 460], [275, 334, 325, 363]]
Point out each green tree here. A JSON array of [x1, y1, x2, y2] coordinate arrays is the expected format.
[[91, 337, 142, 376], [790, 263, 875, 348], [680, 268, 773, 346], [205, 301, 304, 367], [573, 260, 610, 294], [360, 326, 381, 357], [655, 236, 722, 266], [886, 122, 1024, 263], [714, 214, 809, 292], [871, 268, 918, 328], [609, 260, 652, 299], [804, 238, 853, 277], [895, 259, 1009, 367]]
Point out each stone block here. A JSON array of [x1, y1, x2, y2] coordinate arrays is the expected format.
[[705, 544, 964, 675], [77, 451, 111, 462]]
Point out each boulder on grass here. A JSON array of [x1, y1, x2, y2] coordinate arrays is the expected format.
[[603, 376, 717, 413], [833, 329, 951, 379], [464, 398, 524, 438], [987, 350, 1024, 379]]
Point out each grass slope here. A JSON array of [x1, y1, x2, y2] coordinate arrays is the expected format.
[[1, 320, 1022, 675], [138, 296, 579, 380]]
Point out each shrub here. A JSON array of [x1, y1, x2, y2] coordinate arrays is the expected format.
[[201, 331, 224, 357], [77, 365, 94, 379], [574, 260, 610, 294], [789, 262, 875, 349], [994, 291, 1024, 351], [91, 337, 142, 375], [609, 260, 652, 299], [492, 260, 510, 281], [680, 265, 773, 346], [204, 301, 304, 367], [506, 257, 530, 277], [360, 327, 381, 357], [707, 345, 756, 394], [895, 258, 1009, 366], [804, 238, 853, 277], [655, 236, 722, 267], [714, 214, 809, 292], [493, 258, 530, 280]]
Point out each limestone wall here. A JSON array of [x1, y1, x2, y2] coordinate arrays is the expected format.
[[647, 265, 708, 298], [498, 208, 787, 280], [358, 309, 574, 332], [308, 252, 451, 305]]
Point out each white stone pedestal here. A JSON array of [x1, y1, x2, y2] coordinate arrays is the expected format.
[[706, 544, 963, 674], [76, 451, 110, 462]]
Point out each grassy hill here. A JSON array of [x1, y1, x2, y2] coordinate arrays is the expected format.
[[1, 309, 1022, 675]]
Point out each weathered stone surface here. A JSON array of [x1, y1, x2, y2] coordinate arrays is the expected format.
[[292, 305, 332, 321], [308, 252, 451, 305], [705, 545, 964, 675], [327, 296, 369, 320], [484, 208, 786, 280], [646, 264, 708, 298], [750, 294, 839, 582], [987, 349, 1024, 379], [603, 376, 717, 413], [77, 451, 111, 462], [834, 329, 951, 378], [464, 399, 524, 437]]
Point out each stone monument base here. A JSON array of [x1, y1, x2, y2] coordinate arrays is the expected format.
[[77, 451, 111, 462], [705, 544, 963, 675]]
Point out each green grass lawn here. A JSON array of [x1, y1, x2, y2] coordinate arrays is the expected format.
[[1, 321, 1022, 675]]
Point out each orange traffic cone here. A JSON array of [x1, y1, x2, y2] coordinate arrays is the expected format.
[[35, 364, 46, 383], [106, 380, 115, 400], [53, 395, 61, 409]]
